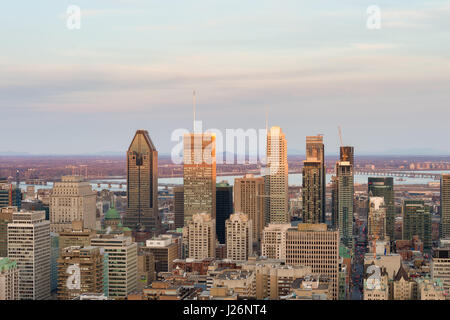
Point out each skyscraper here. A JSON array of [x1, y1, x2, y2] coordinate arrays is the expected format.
[[368, 177, 394, 241], [0, 206, 14, 257], [216, 181, 233, 244], [0, 257, 19, 300], [124, 130, 161, 237], [402, 200, 432, 250], [234, 174, 265, 247], [8, 210, 51, 300], [302, 135, 325, 224], [183, 133, 216, 224], [184, 213, 216, 259], [334, 158, 354, 249], [264, 126, 288, 224], [0, 179, 21, 209], [49, 175, 97, 233], [226, 212, 253, 261], [441, 174, 450, 239]]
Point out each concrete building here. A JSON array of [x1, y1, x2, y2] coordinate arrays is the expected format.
[[431, 246, 450, 297], [364, 254, 402, 280], [416, 277, 446, 300], [90, 235, 137, 299], [0, 257, 19, 300], [302, 135, 325, 224], [240, 257, 312, 299], [391, 264, 415, 300], [50, 175, 96, 233], [234, 174, 265, 247], [184, 213, 216, 259], [58, 220, 95, 254], [57, 246, 104, 300], [0, 180, 21, 210], [0, 206, 15, 257], [124, 130, 161, 238], [288, 275, 331, 300], [441, 174, 450, 239], [141, 235, 178, 273], [264, 126, 288, 224], [285, 223, 339, 300], [402, 200, 432, 250], [261, 223, 291, 261], [183, 133, 216, 224], [7, 210, 51, 300], [225, 213, 252, 261], [211, 269, 255, 298], [363, 265, 389, 300]]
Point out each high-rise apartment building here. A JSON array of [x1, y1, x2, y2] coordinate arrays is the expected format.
[[184, 213, 216, 259], [441, 174, 450, 239], [368, 177, 395, 241], [8, 210, 51, 300], [183, 133, 216, 224], [402, 200, 432, 249], [234, 174, 265, 247], [49, 175, 96, 233], [285, 223, 340, 300], [226, 213, 252, 261], [302, 135, 325, 224], [0, 257, 19, 300], [57, 246, 104, 300], [264, 126, 288, 224], [368, 197, 387, 241], [216, 181, 233, 244], [334, 160, 354, 249], [124, 130, 161, 237], [90, 235, 138, 299], [173, 186, 184, 229], [261, 223, 291, 261]]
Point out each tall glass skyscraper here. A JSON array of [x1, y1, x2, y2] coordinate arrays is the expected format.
[[124, 130, 161, 237], [216, 181, 233, 244], [368, 177, 394, 242]]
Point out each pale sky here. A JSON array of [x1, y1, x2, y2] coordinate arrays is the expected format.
[[1, 0, 450, 155]]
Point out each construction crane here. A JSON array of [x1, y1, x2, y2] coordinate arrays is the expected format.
[[338, 125, 343, 147]]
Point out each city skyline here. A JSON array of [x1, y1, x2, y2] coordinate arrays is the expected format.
[[2, 1, 450, 155]]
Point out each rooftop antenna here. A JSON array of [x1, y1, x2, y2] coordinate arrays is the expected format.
[[193, 90, 196, 132]]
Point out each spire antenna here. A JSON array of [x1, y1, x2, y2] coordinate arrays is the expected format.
[[193, 90, 196, 132]]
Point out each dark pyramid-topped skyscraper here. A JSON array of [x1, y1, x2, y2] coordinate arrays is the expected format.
[[124, 130, 161, 239]]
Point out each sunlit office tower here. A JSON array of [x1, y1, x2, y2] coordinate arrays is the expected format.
[[57, 246, 104, 300], [90, 235, 137, 299], [264, 126, 288, 224], [402, 200, 432, 249], [441, 174, 450, 239], [216, 181, 233, 244], [368, 197, 387, 241], [183, 133, 216, 224], [368, 177, 394, 241], [261, 223, 291, 261], [7, 210, 50, 300], [234, 174, 265, 247], [0, 206, 15, 257], [285, 223, 340, 300], [302, 135, 326, 224], [226, 213, 253, 261], [124, 130, 161, 237], [185, 213, 216, 259], [335, 160, 354, 249], [49, 175, 96, 233]]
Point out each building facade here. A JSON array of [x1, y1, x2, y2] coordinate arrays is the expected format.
[[225, 213, 252, 261]]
